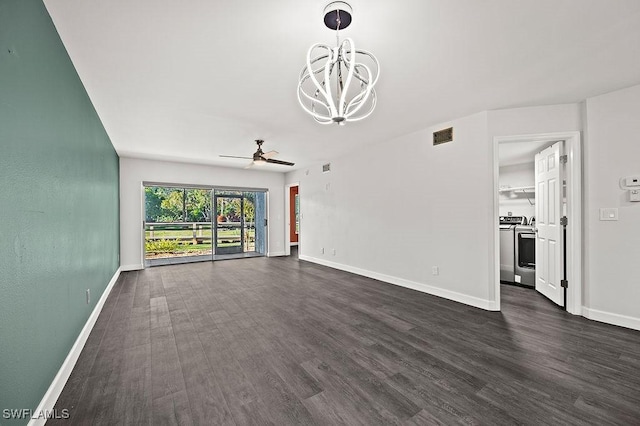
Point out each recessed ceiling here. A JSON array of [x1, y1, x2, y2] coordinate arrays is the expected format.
[[43, 0, 640, 171]]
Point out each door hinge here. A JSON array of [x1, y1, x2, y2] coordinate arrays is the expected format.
[[264, 218, 268, 226], [560, 154, 568, 164], [561, 279, 568, 288], [560, 216, 568, 227]]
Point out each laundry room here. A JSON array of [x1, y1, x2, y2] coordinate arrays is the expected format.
[[498, 147, 537, 289]]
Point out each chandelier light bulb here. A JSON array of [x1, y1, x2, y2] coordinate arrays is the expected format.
[[297, 2, 380, 125]]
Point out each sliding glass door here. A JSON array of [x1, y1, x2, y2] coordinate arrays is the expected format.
[[214, 192, 244, 255], [144, 185, 267, 266], [213, 190, 267, 258]]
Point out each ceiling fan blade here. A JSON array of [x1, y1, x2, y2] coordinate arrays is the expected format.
[[220, 155, 252, 160], [262, 150, 279, 159], [266, 158, 295, 166]]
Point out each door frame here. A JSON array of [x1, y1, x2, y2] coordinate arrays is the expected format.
[[284, 182, 300, 256], [213, 192, 245, 255], [492, 131, 582, 315]]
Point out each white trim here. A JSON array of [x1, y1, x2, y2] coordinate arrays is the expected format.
[[491, 135, 501, 311], [289, 242, 299, 247], [583, 307, 640, 332], [565, 132, 583, 315], [140, 183, 145, 269], [268, 251, 287, 257], [492, 132, 583, 315], [121, 264, 143, 271], [300, 255, 497, 311], [28, 267, 122, 426]]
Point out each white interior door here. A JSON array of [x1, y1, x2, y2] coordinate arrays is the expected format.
[[534, 142, 564, 306]]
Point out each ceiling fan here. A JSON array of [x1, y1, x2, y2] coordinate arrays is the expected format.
[[220, 139, 295, 167]]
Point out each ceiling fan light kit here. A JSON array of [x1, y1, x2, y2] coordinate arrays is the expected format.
[[220, 140, 294, 168], [297, 2, 380, 125]]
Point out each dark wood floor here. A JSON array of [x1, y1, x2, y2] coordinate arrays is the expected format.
[[50, 255, 640, 425]]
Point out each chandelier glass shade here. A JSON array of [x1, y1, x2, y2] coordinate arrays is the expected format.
[[297, 2, 380, 125]]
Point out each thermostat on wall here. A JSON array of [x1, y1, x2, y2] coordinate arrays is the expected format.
[[625, 176, 640, 187]]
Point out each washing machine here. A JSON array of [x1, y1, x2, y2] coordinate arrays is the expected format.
[[499, 216, 526, 283], [514, 225, 536, 287]]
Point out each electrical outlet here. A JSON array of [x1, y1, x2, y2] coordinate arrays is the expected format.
[[432, 266, 439, 276], [320, 247, 324, 254], [86, 289, 91, 304], [332, 248, 336, 256]]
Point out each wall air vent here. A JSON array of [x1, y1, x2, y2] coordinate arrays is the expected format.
[[433, 127, 453, 145], [322, 163, 331, 173]]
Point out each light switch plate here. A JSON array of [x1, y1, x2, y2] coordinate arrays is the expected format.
[[599, 208, 619, 221]]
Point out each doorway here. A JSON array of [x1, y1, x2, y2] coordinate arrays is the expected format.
[[285, 183, 300, 257], [492, 132, 582, 315]]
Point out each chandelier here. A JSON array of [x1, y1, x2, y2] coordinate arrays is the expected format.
[[297, 2, 380, 125]]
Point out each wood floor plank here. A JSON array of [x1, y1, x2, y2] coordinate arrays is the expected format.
[[301, 391, 353, 425], [112, 342, 152, 425], [150, 321, 187, 401], [300, 357, 403, 425], [236, 350, 316, 425], [198, 328, 275, 426], [169, 307, 236, 425], [52, 255, 640, 425], [152, 390, 193, 426]]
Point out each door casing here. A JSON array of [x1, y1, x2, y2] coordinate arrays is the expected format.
[[284, 182, 300, 256], [492, 132, 582, 315]]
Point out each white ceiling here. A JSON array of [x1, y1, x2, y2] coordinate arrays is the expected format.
[[43, 0, 640, 171], [498, 140, 555, 167]]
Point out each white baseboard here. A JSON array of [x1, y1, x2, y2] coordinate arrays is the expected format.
[[268, 251, 287, 257], [582, 307, 640, 331], [28, 267, 122, 426], [121, 263, 143, 271], [289, 242, 299, 246], [299, 255, 496, 311]]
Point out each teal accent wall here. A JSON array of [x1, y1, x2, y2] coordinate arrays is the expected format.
[[0, 1, 120, 424]]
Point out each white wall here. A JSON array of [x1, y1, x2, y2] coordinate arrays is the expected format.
[[285, 104, 585, 313], [498, 163, 535, 219], [583, 84, 640, 328], [488, 103, 583, 137], [288, 94, 638, 331], [120, 157, 286, 269], [287, 112, 496, 309]]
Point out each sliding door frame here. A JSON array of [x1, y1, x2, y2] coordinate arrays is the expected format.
[[142, 181, 269, 267]]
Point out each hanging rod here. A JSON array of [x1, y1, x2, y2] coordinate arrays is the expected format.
[[498, 185, 535, 193]]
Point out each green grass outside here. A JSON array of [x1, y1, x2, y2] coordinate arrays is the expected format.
[[144, 231, 256, 257], [175, 243, 213, 252]]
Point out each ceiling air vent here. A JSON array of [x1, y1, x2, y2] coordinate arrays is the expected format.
[[433, 127, 453, 146], [322, 163, 331, 173]]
